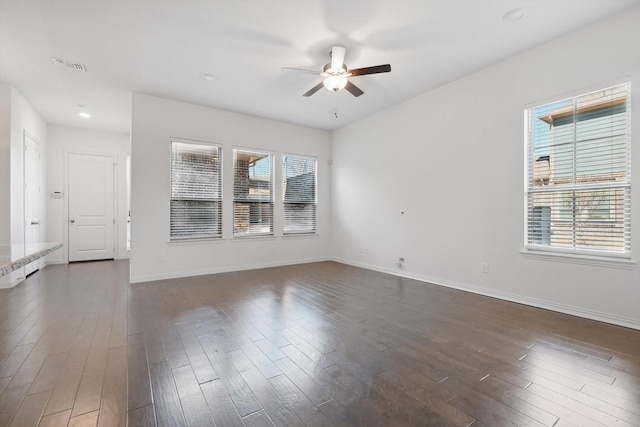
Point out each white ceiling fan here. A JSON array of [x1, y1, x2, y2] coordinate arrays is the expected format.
[[283, 45, 391, 97]]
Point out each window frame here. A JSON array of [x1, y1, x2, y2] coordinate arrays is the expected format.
[[232, 147, 274, 238], [282, 153, 317, 236], [169, 138, 223, 241], [524, 82, 631, 260]]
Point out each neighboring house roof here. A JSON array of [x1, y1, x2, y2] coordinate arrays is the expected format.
[[538, 86, 627, 125], [285, 172, 315, 202], [236, 151, 268, 164]]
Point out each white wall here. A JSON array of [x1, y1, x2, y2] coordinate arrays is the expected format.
[[0, 83, 11, 260], [130, 93, 331, 283], [0, 84, 47, 286], [331, 5, 640, 329], [46, 124, 130, 263], [10, 87, 47, 256]]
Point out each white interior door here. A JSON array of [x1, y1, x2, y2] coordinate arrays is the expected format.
[[24, 133, 41, 275], [68, 153, 115, 262]]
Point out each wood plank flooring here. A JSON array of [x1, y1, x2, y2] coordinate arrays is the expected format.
[[0, 260, 639, 426]]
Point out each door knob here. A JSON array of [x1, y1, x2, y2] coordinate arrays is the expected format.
[[69, 219, 75, 223]]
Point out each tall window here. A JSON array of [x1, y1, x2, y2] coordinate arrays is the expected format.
[[170, 140, 222, 240], [283, 155, 317, 234], [233, 149, 273, 237], [525, 83, 631, 257]]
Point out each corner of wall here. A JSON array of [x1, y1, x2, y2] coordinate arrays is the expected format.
[[0, 83, 12, 252]]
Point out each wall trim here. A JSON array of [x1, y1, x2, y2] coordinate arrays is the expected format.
[[45, 257, 127, 263], [332, 257, 640, 331], [130, 256, 331, 284]]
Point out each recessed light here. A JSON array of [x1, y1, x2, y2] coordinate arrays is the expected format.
[[202, 73, 217, 81], [78, 111, 91, 119], [503, 8, 525, 23]]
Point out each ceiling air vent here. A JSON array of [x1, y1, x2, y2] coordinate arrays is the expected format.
[[51, 57, 87, 72]]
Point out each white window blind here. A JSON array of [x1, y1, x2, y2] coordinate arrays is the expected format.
[[525, 83, 631, 257], [283, 155, 316, 234], [233, 149, 273, 237], [170, 140, 222, 240]]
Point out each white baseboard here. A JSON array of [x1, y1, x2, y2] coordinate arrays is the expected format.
[[130, 257, 331, 284], [332, 257, 640, 331]]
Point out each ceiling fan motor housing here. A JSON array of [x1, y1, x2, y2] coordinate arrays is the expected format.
[[322, 63, 348, 75]]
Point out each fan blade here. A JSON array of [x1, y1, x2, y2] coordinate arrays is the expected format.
[[349, 64, 391, 76], [331, 46, 346, 71], [345, 81, 364, 97], [281, 67, 319, 76], [303, 82, 324, 97]]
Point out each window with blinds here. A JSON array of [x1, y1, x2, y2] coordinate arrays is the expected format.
[[233, 149, 273, 237], [170, 140, 222, 240], [283, 155, 317, 234], [525, 83, 631, 257]]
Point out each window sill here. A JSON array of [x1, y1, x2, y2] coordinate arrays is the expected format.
[[231, 235, 277, 242], [520, 248, 635, 270], [283, 232, 318, 239], [167, 237, 224, 246]]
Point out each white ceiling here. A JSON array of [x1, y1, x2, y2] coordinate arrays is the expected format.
[[1, 0, 637, 134]]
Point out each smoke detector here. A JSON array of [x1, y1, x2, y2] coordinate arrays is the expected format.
[[51, 57, 87, 72], [502, 8, 525, 23]]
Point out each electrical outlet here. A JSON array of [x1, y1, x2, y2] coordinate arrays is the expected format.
[[159, 254, 166, 262], [396, 262, 403, 268], [480, 262, 489, 274]]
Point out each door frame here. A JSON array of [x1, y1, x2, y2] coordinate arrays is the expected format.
[[64, 150, 118, 263], [23, 130, 41, 275]]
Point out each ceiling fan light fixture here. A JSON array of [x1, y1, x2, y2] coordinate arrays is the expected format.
[[323, 75, 348, 92], [296, 45, 391, 97]]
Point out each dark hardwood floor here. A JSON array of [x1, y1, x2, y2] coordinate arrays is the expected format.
[[0, 260, 639, 426]]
